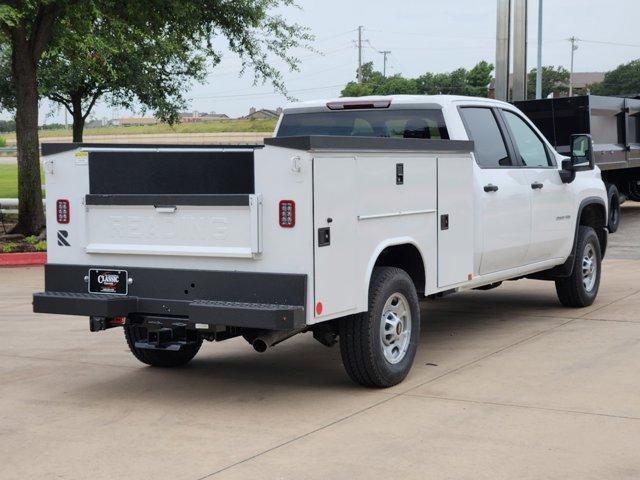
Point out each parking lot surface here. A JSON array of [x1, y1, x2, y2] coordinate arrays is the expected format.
[[1, 204, 639, 479]]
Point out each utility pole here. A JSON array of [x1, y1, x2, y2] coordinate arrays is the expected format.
[[357, 26, 363, 83], [569, 36, 578, 97], [381, 50, 391, 77], [495, 0, 511, 101], [512, 0, 528, 101], [535, 0, 543, 99]]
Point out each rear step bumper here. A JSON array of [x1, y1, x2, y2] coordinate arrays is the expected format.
[[33, 264, 307, 331]]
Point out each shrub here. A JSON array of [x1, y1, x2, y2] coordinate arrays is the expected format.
[[25, 235, 38, 245], [2, 243, 17, 253], [34, 240, 47, 252], [0, 136, 6, 148]]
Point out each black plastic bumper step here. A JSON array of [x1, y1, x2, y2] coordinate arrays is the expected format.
[[189, 300, 305, 330], [33, 292, 305, 331], [33, 291, 139, 317]]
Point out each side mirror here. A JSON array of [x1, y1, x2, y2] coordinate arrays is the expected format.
[[570, 134, 595, 171], [559, 159, 576, 184]]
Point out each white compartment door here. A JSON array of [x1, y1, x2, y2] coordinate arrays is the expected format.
[[313, 156, 357, 319], [437, 156, 474, 287]]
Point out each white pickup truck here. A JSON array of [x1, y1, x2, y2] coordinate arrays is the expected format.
[[34, 95, 609, 388]]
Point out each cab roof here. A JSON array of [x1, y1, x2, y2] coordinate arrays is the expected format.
[[282, 95, 511, 114]]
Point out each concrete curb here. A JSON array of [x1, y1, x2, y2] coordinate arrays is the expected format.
[[0, 252, 46, 267]]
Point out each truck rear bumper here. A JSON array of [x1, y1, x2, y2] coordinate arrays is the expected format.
[[33, 264, 307, 331]]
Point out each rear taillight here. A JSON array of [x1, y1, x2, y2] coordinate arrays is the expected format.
[[56, 199, 70, 224], [279, 200, 295, 228]]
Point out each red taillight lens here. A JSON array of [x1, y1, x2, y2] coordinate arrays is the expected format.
[[56, 199, 70, 224], [279, 200, 295, 228]]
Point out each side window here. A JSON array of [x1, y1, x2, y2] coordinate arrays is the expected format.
[[502, 110, 551, 167], [460, 107, 512, 167]]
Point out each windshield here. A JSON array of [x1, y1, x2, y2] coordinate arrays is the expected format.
[[277, 109, 449, 139]]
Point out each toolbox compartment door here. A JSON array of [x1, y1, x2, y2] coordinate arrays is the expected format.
[[84, 194, 262, 258], [437, 156, 474, 287], [313, 156, 357, 318]]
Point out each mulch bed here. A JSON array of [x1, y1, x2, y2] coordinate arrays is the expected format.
[[0, 218, 47, 265]]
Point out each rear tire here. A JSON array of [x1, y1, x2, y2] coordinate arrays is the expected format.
[[124, 325, 202, 367], [339, 267, 420, 388], [628, 177, 640, 202], [606, 183, 620, 233], [555, 226, 601, 308]]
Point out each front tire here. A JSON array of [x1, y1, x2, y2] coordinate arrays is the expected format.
[[339, 267, 420, 388], [555, 226, 602, 308], [124, 325, 202, 367]]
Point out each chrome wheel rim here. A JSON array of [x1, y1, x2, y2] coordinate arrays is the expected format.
[[582, 243, 597, 292], [380, 292, 411, 364]]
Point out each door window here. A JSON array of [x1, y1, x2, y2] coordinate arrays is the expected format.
[[503, 110, 551, 167], [459, 107, 512, 167]]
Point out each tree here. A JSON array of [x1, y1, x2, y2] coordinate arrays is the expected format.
[[466, 60, 493, 97], [526, 66, 570, 99], [590, 59, 640, 96], [341, 61, 493, 98], [0, 1, 310, 234], [38, 11, 207, 142], [0, 2, 69, 234]]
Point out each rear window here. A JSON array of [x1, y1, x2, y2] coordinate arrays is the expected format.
[[277, 109, 449, 140]]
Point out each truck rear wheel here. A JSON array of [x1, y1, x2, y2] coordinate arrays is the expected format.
[[339, 267, 420, 388], [606, 183, 620, 233], [555, 226, 601, 308], [124, 325, 202, 367]]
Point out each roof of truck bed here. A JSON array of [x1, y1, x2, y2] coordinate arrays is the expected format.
[[282, 94, 512, 113]]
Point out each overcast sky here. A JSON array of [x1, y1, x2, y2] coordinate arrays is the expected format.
[[37, 0, 640, 124]]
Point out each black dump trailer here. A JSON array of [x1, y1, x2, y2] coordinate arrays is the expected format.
[[515, 95, 640, 232]]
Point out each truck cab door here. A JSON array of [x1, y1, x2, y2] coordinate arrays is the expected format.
[[460, 107, 532, 275], [499, 109, 574, 263]]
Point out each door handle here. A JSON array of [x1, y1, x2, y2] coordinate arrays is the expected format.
[[483, 184, 499, 192], [531, 182, 544, 190]]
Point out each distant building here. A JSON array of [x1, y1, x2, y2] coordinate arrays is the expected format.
[[118, 116, 159, 126], [179, 111, 230, 123], [243, 107, 283, 120], [487, 72, 605, 98]]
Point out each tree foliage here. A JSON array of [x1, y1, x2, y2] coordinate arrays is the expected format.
[[590, 59, 640, 96], [341, 61, 494, 98], [0, 0, 311, 233], [526, 66, 570, 99]]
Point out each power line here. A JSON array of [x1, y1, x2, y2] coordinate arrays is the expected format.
[[366, 28, 495, 41], [314, 29, 358, 44], [578, 38, 640, 48]]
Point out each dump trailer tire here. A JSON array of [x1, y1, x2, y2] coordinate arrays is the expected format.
[[339, 267, 420, 388], [555, 226, 602, 308], [124, 325, 202, 367], [606, 183, 620, 233]]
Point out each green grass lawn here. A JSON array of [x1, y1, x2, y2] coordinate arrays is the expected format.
[[3, 118, 277, 142], [0, 164, 44, 198]]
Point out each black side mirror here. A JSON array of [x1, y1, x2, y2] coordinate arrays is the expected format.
[[570, 134, 595, 171], [559, 159, 575, 184]]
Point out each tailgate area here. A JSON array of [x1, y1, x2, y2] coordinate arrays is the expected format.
[[37, 143, 316, 330]]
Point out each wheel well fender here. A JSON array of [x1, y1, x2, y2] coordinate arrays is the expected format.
[[363, 238, 427, 307]]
